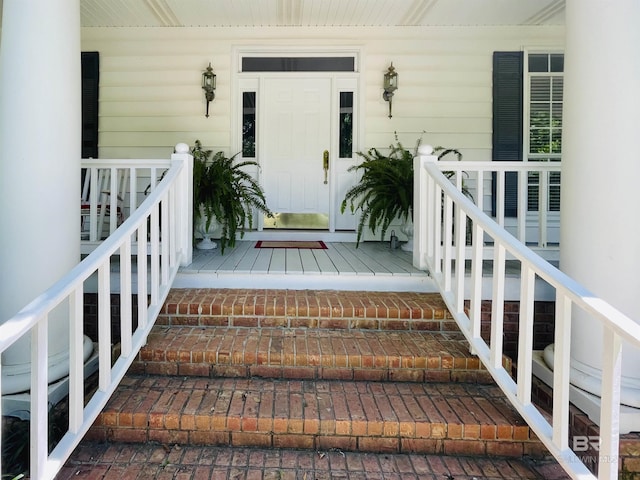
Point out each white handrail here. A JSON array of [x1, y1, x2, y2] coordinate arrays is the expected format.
[[0, 144, 193, 480], [414, 151, 640, 480]]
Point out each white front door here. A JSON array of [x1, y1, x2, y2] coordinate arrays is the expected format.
[[262, 77, 332, 229]]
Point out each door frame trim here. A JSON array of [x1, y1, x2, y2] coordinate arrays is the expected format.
[[231, 46, 364, 240]]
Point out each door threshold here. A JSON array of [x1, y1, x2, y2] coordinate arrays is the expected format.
[[242, 230, 357, 242], [264, 213, 329, 230]]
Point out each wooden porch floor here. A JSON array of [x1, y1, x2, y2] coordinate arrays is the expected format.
[[175, 241, 435, 292]]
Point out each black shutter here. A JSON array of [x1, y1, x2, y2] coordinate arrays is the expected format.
[[81, 52, 99, 158], [492, 51, 523, 217]]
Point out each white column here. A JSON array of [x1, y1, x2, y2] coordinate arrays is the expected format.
[[560, 0, 640, 407], [0, 0, 82, 394]]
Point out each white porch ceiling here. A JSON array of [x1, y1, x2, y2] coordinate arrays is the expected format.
[[0, 0, 566, 28]]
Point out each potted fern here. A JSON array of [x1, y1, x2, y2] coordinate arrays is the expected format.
[[192, 140, 273, 253], [341, 134, 466, 248]]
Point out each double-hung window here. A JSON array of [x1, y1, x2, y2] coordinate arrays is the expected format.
[[526, 53, 563, 212]]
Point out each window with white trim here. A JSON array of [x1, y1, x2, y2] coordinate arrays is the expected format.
[[526, 53, 563, 212]]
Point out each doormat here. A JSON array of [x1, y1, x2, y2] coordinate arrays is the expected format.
[[255, 240, 328, 249]]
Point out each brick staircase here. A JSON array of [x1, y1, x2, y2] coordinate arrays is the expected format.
[[80, 288, 563, 477]]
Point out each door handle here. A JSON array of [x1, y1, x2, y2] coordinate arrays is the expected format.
[[323, 150, 329, 184]]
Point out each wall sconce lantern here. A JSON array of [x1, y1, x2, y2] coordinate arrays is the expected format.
[[382, 62, 398, 118], [202, 62, 216, 118]]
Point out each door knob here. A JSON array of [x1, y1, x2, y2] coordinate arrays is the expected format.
[[323, 150, 329, 184]]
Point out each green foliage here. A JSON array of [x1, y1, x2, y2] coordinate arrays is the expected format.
[[192, 140, 273, 253], [341, 140, 414, 245], [2, 418, 29, 478], [529, 110, 562, 155], [341, 134, 467, 246], [2, 402, 68, 479]]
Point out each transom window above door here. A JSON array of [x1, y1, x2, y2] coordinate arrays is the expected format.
[[241, 56, 356, 72]]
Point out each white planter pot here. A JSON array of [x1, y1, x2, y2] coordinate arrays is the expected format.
[[196, 207, 219, 250], [400, 220, 414, 252]]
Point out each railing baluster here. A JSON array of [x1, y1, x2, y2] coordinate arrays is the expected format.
[[516, 264, 535, 405], [476, 170, 484, 212], [169, 183, 177, 269], [120, 237, 133, 357], [69, 287, 84, 432], [454, 203, 467, 313], [161, 191, 170, 287], [137, 220, 149, 330], [89, 167, 99, 241], [539, 170, 549, 248], [98, 262, 112, 391], [517, 170, 527, 243], [150, 202, 160, 305], [30, 314, 48, 480], [433, 183, 443, 275], [469, 222, 484, 349], [599, 327, 622, 480], [490, 242, 506, 369], [496, 170, 505, 227], [109, 167, 118, 234], [129, 167, 137, 221], [443, 192, 453, 291], [150, 167, 158, 191], [552, 293, 571, 450]]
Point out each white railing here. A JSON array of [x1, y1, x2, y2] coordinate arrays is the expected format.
[[0, 144, 193, 480], [414, 147, 640, 480], [81, 157, 180, 250], [438, 158, 561, 259]]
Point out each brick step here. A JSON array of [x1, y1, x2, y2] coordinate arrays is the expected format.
[[158, 289, 457, 332], [131, 326, 501, 383], [87, 376, 546, 458], [60, 442, 568, 480]]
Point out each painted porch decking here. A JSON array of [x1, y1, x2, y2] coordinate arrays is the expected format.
[[174, 240, 434, 292]]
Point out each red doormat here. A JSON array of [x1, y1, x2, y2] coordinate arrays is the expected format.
[[255, 240, 327, 249]]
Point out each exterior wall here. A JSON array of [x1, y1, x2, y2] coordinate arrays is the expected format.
[[81, 25, 564, 159], [81, 25, 564, 239]]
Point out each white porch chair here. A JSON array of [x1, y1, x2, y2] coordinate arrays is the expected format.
[[81, 167, 129, 240]]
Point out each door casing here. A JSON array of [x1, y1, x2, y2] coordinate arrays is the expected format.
[[232, 47, 362, 240]]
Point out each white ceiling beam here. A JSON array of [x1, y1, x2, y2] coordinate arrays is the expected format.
[[399, 0, 439, 26], [523, 0, 565, 25], [144, 0, 181, 27]]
